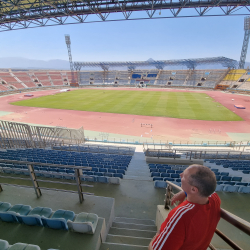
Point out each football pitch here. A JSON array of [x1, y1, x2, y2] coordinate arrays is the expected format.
[[11, 89, 243, 121]]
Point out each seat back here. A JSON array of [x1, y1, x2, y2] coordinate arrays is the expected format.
[[41, 217, 68, 230], [17, 215, 43, 226], [0, 211, 18, 223], [0, 239, 9, 250], [0, 202, 11, 212], [154, 181, 167, 188], [232, 176, 242, 182]]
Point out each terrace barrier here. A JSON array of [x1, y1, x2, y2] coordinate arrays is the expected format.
[[0, 158, 93, 203], [144, 148, 250, 160], [164, 181, 250, 250]]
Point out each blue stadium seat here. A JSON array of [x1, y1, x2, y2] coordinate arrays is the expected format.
[[221, 176, 232, 181], [223, 185, 239, 193], [154, 181, 167, 188], [0, 239, 9, 250], [163, 177, 175, 182], [153, 177, 163, 181], [235, 182, 248, 186], [0, 202, 11, 212], [170, 174, 179, 179], [161, 173, 170, 178], [238, 186, 250, 193], [97, 176, 109, 183], [151, 172, 160, 177], [17, 207, 52, 226], [41, 209, 75, 230], [232, 177, 242, 182], [159, 169, 166, 173], [220, 172, 229, 176], [223, 181, 235, 186], [215, 175, 221, 181], [167, 170, 175, 174]]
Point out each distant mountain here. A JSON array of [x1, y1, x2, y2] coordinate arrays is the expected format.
[[0, 57, 248, 71], [0, 57, 70, 70]]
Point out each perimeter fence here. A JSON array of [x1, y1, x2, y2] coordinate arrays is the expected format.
[[1, 120, 250, 151]]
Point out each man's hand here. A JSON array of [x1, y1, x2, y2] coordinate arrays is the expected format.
[[171, 191, 186, 206]]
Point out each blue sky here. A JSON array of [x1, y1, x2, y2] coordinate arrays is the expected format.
[[0, 14, 248, 63]]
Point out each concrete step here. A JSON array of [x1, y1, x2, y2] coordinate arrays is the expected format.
[[123, 176, 152, 181], [109, 227, 156, 238], [112, 222, 157, 231], [125, 172, 150, 177], [100, 242, 148, 250], [114, 217, 155, 225], [106, 234, 151, 246]]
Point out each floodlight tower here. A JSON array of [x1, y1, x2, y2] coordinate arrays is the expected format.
[[65, 35, 76, 83], [239, 17, 250, 69]]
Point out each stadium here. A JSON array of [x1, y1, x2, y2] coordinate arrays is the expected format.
[[0, 1, 250, 250]]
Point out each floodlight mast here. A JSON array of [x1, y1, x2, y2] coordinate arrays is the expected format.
[[239, 16, 250, 69], [65, 35, 76, 84]]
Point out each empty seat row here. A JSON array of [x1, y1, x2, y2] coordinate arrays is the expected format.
[[216, 181, 250, 186], [52, 145, 135, 155], [215, 176, 242, 182], [154, 181, 250, 193], [0, 149, 132, 166], [150, 169, 182, 173], [0, 202, 98, 234], [0, 165, 123, 183], [154, 181, 181, 188], [153, 177, 181, 182], [0, 239, 53, 250], [151, 172, 180, 178], [216, 185, 250, 193]]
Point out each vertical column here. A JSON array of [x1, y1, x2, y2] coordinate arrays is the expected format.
[[75, 168, 84, 203], [239, 16, 250, 69], [27, 164, 42, 198]]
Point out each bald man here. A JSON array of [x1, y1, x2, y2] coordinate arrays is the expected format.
[[149, 164, 221, 250]]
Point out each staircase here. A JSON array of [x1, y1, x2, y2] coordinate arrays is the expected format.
[[10, 72, 28, 88], [47, 72, 54, 86], [183, 69, 193, 86], [215, 68, 231, 87], [123, 151, 152, 181], [100, 217, 157, 250]]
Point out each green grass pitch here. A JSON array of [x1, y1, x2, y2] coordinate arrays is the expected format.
[[11, 89, 243, 121]]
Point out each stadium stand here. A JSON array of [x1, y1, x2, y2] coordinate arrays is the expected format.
[[0, 201, 99, 233], [0, 68, 236, 91], [13, 72, 37, 88], [49, 72, 65, 86], [79, 72, 91, 85], [0, 72, 25, 89], [0, 239, 43, 250], [0, 147, 133, 183], [149, 162, 250, 193]]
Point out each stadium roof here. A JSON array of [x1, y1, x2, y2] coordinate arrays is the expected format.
[[0, 0, 250, 32], [73, 56, 238, 70]]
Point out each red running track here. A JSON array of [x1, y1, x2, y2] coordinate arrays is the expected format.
[[1, 88, 250, 141]]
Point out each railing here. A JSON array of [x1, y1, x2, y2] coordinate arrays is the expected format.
[[52, 143, 135, 155], [164, 181, 250, 250], [144, 148, 250, 161], [143, 141, 250, 149], [0, 158, 93, 203]]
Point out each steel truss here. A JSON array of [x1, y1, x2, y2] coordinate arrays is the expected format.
[[0, 0, 250, 32], [73, 57, 238, 70], [239, 16, 250, 69]]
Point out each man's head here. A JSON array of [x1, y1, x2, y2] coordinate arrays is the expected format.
[[180, 164, 216, 198]]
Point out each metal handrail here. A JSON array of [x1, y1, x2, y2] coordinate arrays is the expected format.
[[164, 181, 250, 250], [0, 158, 93, 203], [0, 158, 91, 170], [145, 148, 250, 160]]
